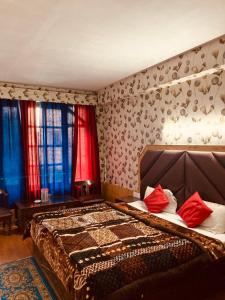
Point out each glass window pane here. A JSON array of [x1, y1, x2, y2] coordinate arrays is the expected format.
[[54, 128, 62, 146], [54, 147, 62, 164], [47, 128, 53, 145], [47, 147, 54, 163]]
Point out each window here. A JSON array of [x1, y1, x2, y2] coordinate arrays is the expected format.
[[36, 103, 74, 195]]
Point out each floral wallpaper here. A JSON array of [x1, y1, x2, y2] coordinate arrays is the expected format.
[[98, 36, 225, 104], [97, 35, 225, 191], [0, 82, 97, 105]]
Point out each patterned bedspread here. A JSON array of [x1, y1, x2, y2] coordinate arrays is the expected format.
[[30, 202, 225, 300]]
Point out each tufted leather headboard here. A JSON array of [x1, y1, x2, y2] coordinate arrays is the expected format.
[[139, 145, 225, 207]]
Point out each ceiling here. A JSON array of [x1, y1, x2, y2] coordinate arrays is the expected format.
[[0, 0, 225, 91]]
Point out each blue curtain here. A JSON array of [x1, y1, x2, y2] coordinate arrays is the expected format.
[[38, 102, 74, 195], [0, 100, 24, 206]]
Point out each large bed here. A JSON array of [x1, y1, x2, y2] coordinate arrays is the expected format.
[[30, 145, 225, 300]]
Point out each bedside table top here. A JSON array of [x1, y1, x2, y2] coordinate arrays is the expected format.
[[15, 195, 79, 209]]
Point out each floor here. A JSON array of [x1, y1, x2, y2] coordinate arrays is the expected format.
[[0, 228, 32, 265]]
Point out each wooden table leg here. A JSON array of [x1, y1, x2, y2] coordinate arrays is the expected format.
[[8, 216, 12, 235]]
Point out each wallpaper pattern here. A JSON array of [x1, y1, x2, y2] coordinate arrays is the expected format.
[[0, 82, 97, 105], [98, 36, 225, 104], [97, 35, 225, 191]]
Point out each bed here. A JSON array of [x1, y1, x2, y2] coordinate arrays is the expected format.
[[30, 145, 225, 300]]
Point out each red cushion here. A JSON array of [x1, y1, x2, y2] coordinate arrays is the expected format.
[[144, 185, 169, 213], [177, 192, 213, 228]]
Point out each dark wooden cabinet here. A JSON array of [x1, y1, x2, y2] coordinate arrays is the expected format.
[[16, 195, 104, 230]]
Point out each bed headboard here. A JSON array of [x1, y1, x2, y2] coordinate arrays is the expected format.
[[139, 145, 225, 207]]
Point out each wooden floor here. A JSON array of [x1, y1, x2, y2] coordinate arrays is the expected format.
[[0, 228, 32, 265]]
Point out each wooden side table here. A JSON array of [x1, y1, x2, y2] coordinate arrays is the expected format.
[[16, 195, 105, 231], [0, 208, 12, 235], [115, 196, 140, 204], [16, 195, 80, 231]]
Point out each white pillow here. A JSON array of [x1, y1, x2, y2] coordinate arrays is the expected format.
[[144, 186, 177, 214], [199, 201, 225, 234]]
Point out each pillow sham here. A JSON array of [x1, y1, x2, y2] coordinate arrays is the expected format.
[[144, 186, 177, 214], [199, 201, 225, 234], [177, 192, 213, 228], [144, 185, 169, 213]]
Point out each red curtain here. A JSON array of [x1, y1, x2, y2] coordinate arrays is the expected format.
[[20, 101, 40, 201], [72, 105, 101, 194]]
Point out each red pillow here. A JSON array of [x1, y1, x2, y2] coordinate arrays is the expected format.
[[177, 192, 213, 228], [144, 185, 169, 213]]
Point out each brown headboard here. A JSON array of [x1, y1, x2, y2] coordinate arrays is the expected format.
[[139, 145, 225, 207]]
